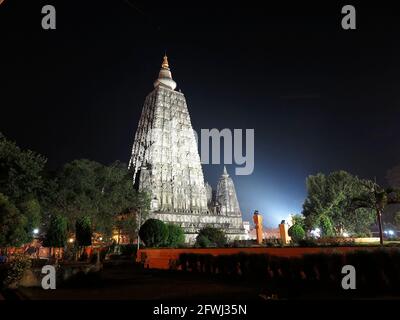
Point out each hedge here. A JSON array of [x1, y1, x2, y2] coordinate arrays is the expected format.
[[178, 249, 400, 297]]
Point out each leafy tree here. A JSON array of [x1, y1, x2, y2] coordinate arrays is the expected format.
[[19, 197, 41, 236], [115, 212, 138, 244], [139, 219, 168, 247], [75, 216, 92, 247], [0, 132, 46, 202], [319, 215, 334, 237], [302, 171, 375, 236], [50, 159, 150, 240], [50, 159, 104, 228], [394, 211, 400, 228], [164, 224, 185, 247], [0, 133, 45, 244], [349, 182, 400, 245], [43, 214, 68, 249], [102, 162, 150, 239], [288, 224, 305, 242], [195, 227, 227, 247], [0, 193, 29, 248]]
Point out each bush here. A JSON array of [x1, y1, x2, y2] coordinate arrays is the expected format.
[[195, 227, 227, 248], [3, 254, 32, 288], [320, 215, 334, 237], [120, 244, 137, 257], [288, 224, 306, 242], [139, 219, 168, 247], [264, 238, 283, 247], [164, 224, 185, 247], [176, 249, 400, 297], [297, 238, 319, 247], [231, 239, 253, 248], [196, 235, 212, 248]]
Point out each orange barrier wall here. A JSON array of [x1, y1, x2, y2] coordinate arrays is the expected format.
[[136, 246, 378, 270]]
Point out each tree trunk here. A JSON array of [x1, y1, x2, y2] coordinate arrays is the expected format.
[[377, 209, 384, 246]]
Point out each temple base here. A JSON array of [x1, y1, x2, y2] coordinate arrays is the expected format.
[[148, 211, 248, 244]]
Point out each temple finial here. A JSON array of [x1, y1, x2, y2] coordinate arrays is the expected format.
[[154, 53, 176, 90], [223, 166, 228, 177], [162, 54, 169, 69]]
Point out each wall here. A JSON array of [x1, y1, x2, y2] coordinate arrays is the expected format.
[[136, 246, 378, 270]]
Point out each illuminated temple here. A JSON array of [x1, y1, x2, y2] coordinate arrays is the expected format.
[[129, 56, 247, 242]]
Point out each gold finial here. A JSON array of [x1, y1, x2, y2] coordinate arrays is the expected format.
[[161, 55, 169, 69]]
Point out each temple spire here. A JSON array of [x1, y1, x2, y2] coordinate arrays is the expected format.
[[222, 166, 229, 177], [161, 55, 169, 69], [154, 55, 177, 90]]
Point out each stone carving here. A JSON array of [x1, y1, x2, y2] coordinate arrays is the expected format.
[[129, 56, 247, 242], [215, 166, 242, 216]]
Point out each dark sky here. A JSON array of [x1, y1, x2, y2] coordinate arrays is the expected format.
[[1, 1, 400, 226]]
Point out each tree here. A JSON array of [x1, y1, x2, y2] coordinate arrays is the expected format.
[[50, 159, 105, 230], [288, 224, 305, 242], [302, 171, 375, 236], [349, 182, 400, 245], [394, 211, 400, 228], [0, 133, 45, 244], [75, 216, 92, 247], [291, 214, 305, 228], [19, 197, 41, 237], [0, 132, 46, 202], [195, 227, 227, 247], [139, 219, 168, 247], [164, 224, 185, 247], [50, 159, 150, 241], [43, 214, 68, 252], [319, 215, 334, 237], [115, 212, 138, 244], [0, 193, 29, 248]]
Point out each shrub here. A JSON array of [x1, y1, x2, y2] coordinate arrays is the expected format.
[[320, 215, 334, 237], [3, 254, 32, 288], [164, 224, 185, 247], [195, 227, 227, 248], [139, 219, 168, 247], [175, 249, 400, 297], [264, 238, 283, 247], [232, 239, 252, 248], [288, 224, 306, 242], [297, 238, 318, 247], [120, 244, 137, 257], [196, 235, 212, 248]]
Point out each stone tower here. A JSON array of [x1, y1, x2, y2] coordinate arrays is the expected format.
[[215, 166, 242, 215], [129, 56, 246, 242]]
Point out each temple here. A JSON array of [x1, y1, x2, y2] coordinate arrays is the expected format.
[[129, 55, 247, 242]]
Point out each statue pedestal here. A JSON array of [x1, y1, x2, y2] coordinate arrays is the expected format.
[[253, 212, 263, 244], [279, 223, 291, 244]]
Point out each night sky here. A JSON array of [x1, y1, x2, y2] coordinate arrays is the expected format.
[[1, 1, 400, 226]]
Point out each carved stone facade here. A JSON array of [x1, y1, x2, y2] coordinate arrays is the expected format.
[[215, 166, 242, 215], [129, 56, 247, 242]]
